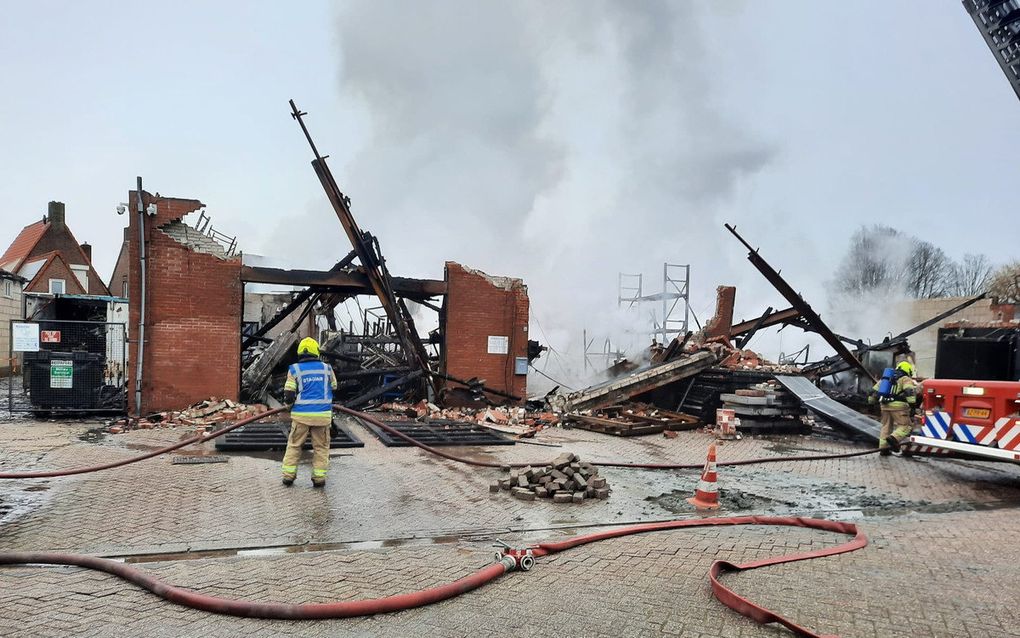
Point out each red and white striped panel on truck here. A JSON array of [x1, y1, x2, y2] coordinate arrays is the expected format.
[[996, 418, 1020, 450], [921, 410, 1020, 450]]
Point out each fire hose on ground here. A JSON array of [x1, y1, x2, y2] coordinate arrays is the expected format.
[[0, 406, 877, 636], [0, 405, 879, 480], [0, 515, 864, 637]]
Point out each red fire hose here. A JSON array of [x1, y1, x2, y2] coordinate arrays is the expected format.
[[0, 408, 286, 479], [0, 515, 864, 636], [0, 405, 876, 479]]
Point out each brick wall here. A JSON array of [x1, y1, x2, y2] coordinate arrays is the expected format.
[[127, 190, 242, 413], [442, 262, 529, 401], [0, 278, 24, 376], [25, 256, 86, 295]]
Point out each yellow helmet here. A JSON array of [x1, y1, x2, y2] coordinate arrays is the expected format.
[[895, 361, 914, 376], [297, 337, 320, 357]]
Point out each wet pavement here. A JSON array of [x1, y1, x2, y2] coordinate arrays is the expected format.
[[2, 414, 1020, 636]]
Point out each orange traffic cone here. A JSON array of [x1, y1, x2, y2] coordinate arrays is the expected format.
[[687, 443, 720, 510]]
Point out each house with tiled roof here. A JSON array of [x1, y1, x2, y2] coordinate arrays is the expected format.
[[0, 201, 110, 297]]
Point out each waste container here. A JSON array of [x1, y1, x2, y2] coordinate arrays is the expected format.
[[23, 350, 105, 409]]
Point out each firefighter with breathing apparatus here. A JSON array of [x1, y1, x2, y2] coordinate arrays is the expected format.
[[869, 360, 919, 456], [280, 337, 337, 487]]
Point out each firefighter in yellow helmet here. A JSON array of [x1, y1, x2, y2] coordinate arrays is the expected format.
[[280, 337, 337, 487], [868, 360, 919, 456]]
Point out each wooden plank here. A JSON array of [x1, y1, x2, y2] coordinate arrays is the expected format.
[[568, 413, 668, 437]]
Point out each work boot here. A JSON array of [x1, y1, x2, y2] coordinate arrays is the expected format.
[[879, 448, 892, 457], [282, 476, 295, 487], [312, 480, 326, 488], [885, 436, 901, 453]]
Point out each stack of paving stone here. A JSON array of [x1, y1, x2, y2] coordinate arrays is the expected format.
[[718, 383, 808, 434], [491, 452, 610, 503]]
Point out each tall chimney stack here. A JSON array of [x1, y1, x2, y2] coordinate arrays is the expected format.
[[80, 243, 92, 262], [47, 201, 65, 230]]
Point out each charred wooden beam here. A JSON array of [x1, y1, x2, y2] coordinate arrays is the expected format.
[[735, 307, 773, 350], [729, 307, 800, 337], [242, 288, 316, 350], [290, 100, 434, 396], [241, 265, 446, 298], [241, 252, 358, 350], [725, 224, 875, 383]]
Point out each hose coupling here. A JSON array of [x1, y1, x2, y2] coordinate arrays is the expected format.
[[493, 540, 535, 571]]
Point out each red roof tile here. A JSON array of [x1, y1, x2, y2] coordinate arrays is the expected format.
[[0, 220, 48, 271]]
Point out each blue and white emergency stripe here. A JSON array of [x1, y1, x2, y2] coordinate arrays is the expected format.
[[284, 360, 336, 423]]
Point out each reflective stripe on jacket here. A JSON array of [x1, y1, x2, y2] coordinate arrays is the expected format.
[[287, 359, 336, 420]]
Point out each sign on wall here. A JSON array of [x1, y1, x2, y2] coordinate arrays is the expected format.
[[40, 330, 61, 344], [50, 360, 73, 389], [12, 322, 39, 352], [487, 335, 509, 355]]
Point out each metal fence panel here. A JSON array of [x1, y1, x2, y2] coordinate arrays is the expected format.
[[8, 320, 127, 413]]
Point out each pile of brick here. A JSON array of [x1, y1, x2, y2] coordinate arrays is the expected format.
[[108, 397, 269, 433], [700, 340, 800, 373], [375, 400, 561, 435], [491, 453, 610, 503]]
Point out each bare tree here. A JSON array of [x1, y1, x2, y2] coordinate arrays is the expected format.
[[832, 225, 989, 300], [832, 225, 907, 296], [946, 254, 993, 297], [987, 261, 1020, 303], [905, 239, 953, 298]]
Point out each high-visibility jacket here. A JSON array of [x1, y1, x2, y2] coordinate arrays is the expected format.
[[870, 374, 918, 410], [284, 358, 337, 423]]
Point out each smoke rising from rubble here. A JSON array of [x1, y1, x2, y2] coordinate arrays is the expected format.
[[303, 1, 778, 390], [254, 2, 787, 390]]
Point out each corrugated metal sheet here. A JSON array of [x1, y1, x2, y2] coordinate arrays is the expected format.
[[775, 375, 880, 442]]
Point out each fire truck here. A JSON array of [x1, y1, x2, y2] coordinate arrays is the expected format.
[[907, 379, 1020, 462]]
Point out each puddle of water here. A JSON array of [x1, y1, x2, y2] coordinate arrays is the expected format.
[[0, 490, 48, 525]]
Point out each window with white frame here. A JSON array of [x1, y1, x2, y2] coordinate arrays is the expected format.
[[49, 278, 65, 295], [2, 280, 12, 298], [71, 265, 89, 293]]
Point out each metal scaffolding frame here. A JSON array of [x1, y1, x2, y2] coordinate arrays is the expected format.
[[617, 263, 691, 345]]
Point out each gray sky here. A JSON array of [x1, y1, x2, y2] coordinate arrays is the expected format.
[[1, 1, 1016, 384]]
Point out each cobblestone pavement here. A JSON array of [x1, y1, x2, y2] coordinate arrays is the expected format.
[[2, 415, 1020, 637]]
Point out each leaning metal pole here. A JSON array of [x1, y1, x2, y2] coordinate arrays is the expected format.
[[725, 223, 875, 383]]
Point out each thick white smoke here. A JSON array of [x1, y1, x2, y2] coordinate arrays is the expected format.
[[268, 2, 778, 391]]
